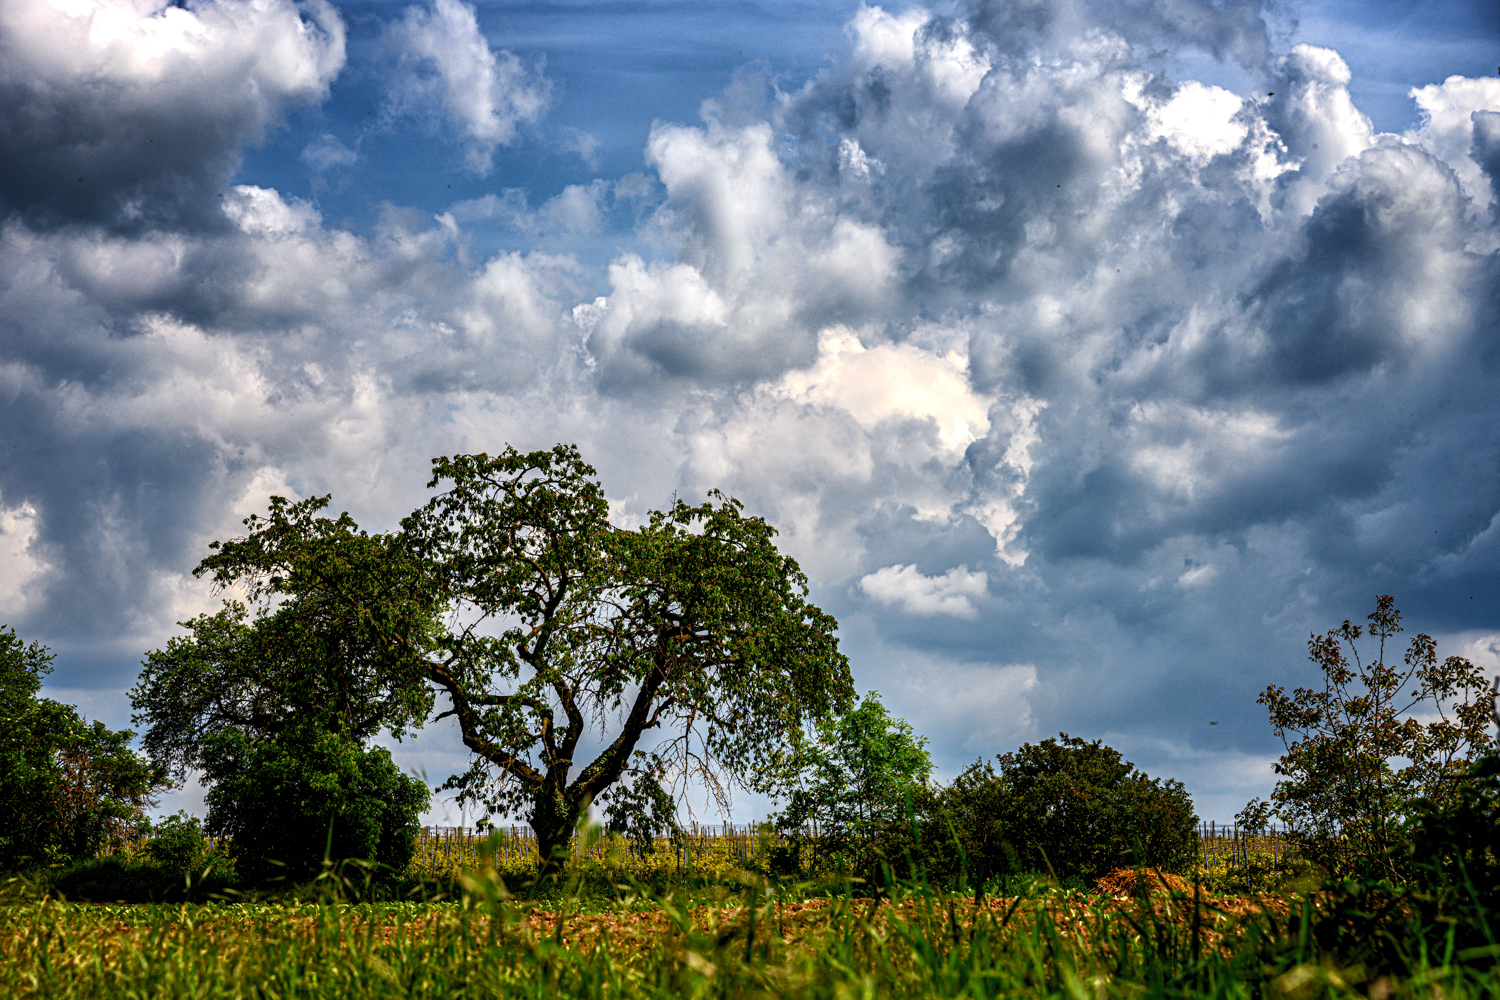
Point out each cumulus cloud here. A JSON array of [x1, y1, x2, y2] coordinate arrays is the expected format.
[[0, 181, 579, 643], [5, 0, 1500, 817], [861, 564, 989, 618], [384, 0, 551, 173], [0, 0, 345, 231], [581, 120, 898, 387], [776, 327, 990, 456]]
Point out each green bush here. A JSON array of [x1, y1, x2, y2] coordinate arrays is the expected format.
[[1411, 752, 1500, 901], [142, 811, 219, 876], [918, 734, 1198, 887], [50, 854, 237, 903], [202, 725, 428, 885]]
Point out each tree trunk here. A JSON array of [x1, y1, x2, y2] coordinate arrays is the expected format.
[[530, 788, 582, 880]]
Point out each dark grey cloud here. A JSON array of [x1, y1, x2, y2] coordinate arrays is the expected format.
[[1474, 111, 1500, 203], [0, 0, 344, 232]]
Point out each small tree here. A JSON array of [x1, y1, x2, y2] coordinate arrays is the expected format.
[[0, 627, 161, 870], [771, 692, 932, 871], [183, 445, 854, 874], [202, 724, 428, 885], [142, 811, 213, 877], [1255, 596, 1495, 880]]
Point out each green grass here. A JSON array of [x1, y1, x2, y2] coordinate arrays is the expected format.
[[5, 867, 1498, 999]]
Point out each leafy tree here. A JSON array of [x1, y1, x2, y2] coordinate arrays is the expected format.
[[771, 692, 932, 871], [132, 597, 435, 783], [914, 757, 1016, 886], [142, 811, 213, 877], [201, 725, 428, 884], [0, 626, 161, 870], [180, 444, 854, 873], [1254, 596, 1494, 879]]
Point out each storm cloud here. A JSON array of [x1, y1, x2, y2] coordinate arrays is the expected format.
[[2, 0, 1498, 820]]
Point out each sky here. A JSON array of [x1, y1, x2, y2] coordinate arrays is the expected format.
[[2, 0, 1500, 826]]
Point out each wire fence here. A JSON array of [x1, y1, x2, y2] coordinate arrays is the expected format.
[[416, 820, 1296, 870], [415, 821, 802, 871], [116, 819, 1296, 873]]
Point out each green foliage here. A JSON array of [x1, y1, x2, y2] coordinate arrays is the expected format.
[[1255, 596, 1495, 880], [0, 624, 50, 712], [189, 444, 855, 873], [142, 811, 212, 876], [201, 725, 428, 885], [49, 854, 238, 903], [771, 692, 932, 872], [1410, 750, 1500, 909], [132, 597, 436, 784], [919, 734, 1199, 887], [0, 626, 161, 871]]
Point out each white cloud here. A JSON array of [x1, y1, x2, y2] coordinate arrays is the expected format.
[[449, 182, 607, 238], [301, 133, 358, 171], [776, 327, 990, 456], [1408, 74, 1500, 216], [385, 0, 551, 173], [585, 121, 897, 385], [860, 564, 989, 618], [1, 0, 344, 104], [1147, 81, 1247, 162], [0, 497, 50, 621]]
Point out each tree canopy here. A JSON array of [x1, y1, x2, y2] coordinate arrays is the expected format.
[[2, 626, 160, 870], [132, 597, 436, 783], [202, 725, 429, 885], [141, 444, 855, 869], [1253, 595, 1495, 879], [771, 692, 931, 871]]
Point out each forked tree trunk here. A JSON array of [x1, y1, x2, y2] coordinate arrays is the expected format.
[[529, 788, 583, 881]]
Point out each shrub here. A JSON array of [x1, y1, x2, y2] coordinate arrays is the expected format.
[[50, 854, 237, 903], [924, 734, 1198, 887], [143, 811, 215, 876], [1411, 749, 1500, 905], [202, 725, 428, 885]]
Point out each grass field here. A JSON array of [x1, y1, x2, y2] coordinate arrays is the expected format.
[[11, 823, 1491, 999], [6, 865, 1498, 1000]]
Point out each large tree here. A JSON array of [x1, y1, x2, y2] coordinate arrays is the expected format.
[[169, 444, 853, 870]]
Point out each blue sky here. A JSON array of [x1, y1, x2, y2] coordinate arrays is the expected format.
[[2, 0, 1499, 825]]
